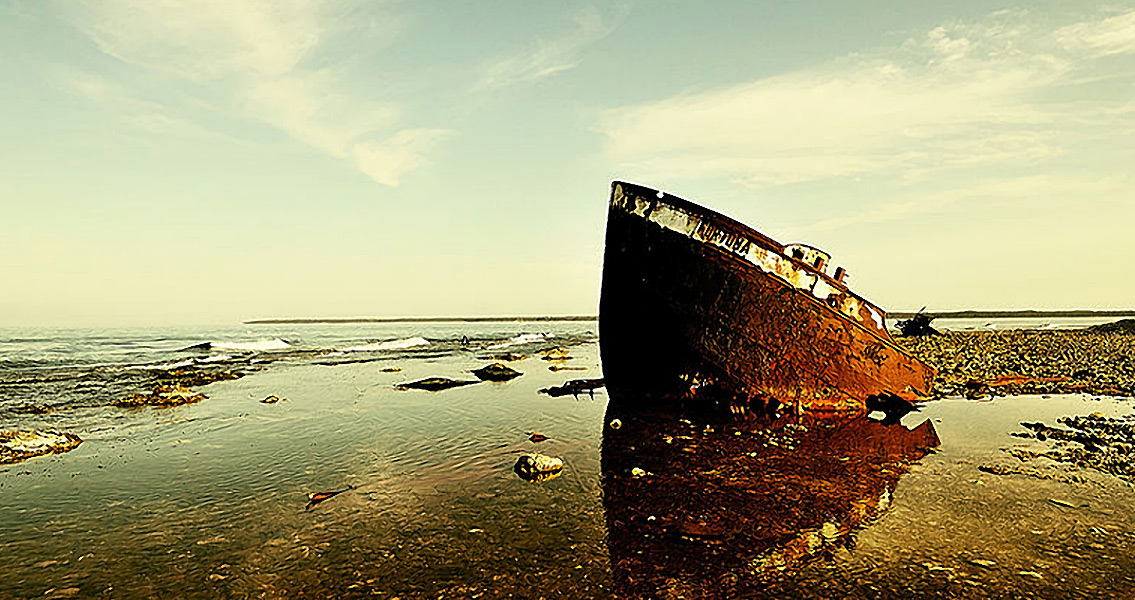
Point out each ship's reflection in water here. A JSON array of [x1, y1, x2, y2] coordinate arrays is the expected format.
[[601, 396, 940, 598]]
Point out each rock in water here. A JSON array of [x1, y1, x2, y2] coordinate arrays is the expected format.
[[395, 378, 480, 391], [514, 453, 564, 482], [539, 378, 606, 398], [1, 430, 83, 465], [472, 363, 522, 382]]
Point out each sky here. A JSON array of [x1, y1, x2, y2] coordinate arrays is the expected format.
[[1, 0, 1133, 327]]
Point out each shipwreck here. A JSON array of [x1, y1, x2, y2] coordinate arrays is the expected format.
[[598, 181, 934, 413]]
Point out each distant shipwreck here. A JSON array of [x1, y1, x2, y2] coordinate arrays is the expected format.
[[598, 181, 934, 413]]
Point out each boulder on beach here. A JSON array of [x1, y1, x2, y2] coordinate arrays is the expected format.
[[395, 377, 480, 392], [472, 363, 522, 382], [514, 453, 564, 483], [1, 429, 82, 465]]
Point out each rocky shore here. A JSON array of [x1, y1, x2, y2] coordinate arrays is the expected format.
[[897, 328, 1135, 399]]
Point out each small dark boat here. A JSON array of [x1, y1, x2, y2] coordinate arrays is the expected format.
[[599, 181, 934, 413]]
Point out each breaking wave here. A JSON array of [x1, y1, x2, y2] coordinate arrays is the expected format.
[[486, 332, 554, 350], [339, 337, 430, 352], [182, 339, 293, 352]]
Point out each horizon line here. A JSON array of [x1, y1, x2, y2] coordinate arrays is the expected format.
[[244, 309, 1135, 325]]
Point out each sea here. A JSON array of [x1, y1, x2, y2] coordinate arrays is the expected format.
[[1, 317, 1133, 599]]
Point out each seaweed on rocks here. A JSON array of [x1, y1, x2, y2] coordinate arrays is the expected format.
[[114, 385, 206, 408], [0, 429, 82, 464]]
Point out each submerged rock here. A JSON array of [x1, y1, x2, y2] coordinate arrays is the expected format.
[[514, 453, 564, 483], [479, 352, 528, 362], [471, 363, 522, 382], [1, 429, 82, 464], [158, 367, 242, 387], [395, 377, 480, 392]]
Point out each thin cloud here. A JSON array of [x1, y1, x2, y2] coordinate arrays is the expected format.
[[598, 9, 1134, 189], [64, 0, 444, 186], [352, 128, 453, 188], [477, 6, 622, 91]]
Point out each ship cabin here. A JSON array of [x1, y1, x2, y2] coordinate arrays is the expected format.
[[782, 243, 847, 284]]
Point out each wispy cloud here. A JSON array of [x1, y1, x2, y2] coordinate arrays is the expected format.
[[64, 0, 447, 186], [598, 8, 1135, 190], [1054, 9, 1135, 56], [477, 6, 622, 91]]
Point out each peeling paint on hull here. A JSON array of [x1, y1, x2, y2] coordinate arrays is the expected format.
[[598, 181, 934, 412]]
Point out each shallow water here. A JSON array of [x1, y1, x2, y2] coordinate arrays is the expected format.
[[2, 322, 1135, 598]]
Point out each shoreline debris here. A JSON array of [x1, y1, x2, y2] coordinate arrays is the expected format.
[[549, 364, 588, 372], [305, 485, 354, 510], [896, 309, 940, 337]]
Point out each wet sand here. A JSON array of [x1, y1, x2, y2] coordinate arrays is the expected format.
[[3, 338, 1135, 598]]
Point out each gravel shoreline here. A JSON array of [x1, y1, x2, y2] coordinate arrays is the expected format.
[[897, 330, 1135, 399]]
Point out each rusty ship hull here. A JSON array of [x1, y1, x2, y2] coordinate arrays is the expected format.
[[599, 181, 934, 412]]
